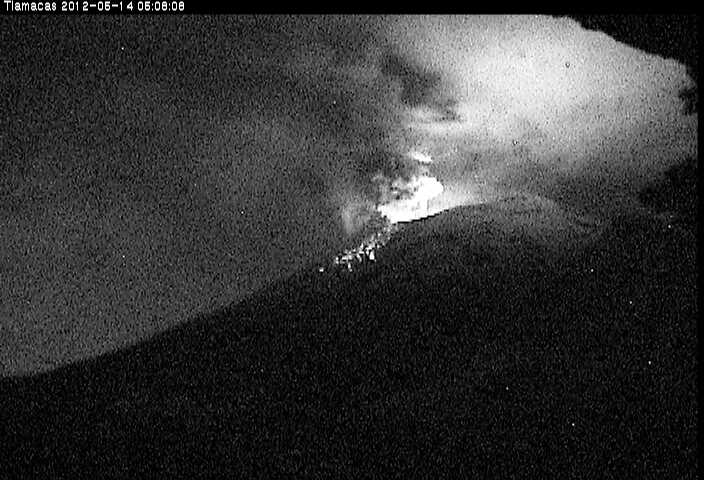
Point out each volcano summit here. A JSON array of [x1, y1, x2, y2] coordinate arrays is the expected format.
[[1, 197, 696, 479]]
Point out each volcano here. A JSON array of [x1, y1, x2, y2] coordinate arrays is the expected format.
[[0, 196, 696, 479]]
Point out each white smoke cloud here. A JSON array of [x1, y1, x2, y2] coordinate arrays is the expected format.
[[208, 14, 696, 232], [381, 15, 697, 216]]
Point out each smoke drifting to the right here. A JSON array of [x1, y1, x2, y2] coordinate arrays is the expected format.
[[191, 14, 697, 265], [381, 15, 697, 218]]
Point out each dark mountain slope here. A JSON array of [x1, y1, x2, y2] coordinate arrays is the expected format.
[[0, 203, 696, 479]]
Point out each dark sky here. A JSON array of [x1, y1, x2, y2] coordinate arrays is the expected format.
[[0, 15, 697, 376]]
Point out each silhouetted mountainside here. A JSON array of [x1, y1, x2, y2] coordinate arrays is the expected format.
[[1, 202, 697, 479], [639, 157, 698, 229], [569, 15, 698, 81]]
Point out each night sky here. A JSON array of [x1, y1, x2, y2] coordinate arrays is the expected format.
[[0, 16, 697, 376]]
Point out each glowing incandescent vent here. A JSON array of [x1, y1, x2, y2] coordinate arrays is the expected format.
[[376, 151, 444, 224]]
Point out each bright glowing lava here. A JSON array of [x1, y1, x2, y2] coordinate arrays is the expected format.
[[325, 151, 446, 273], [376, 151, 445, 224]]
